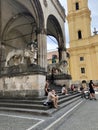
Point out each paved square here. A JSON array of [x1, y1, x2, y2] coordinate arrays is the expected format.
[[0, 113, 44, 130]]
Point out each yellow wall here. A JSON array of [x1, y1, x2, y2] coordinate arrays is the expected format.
[[67, 0, 98, 81]]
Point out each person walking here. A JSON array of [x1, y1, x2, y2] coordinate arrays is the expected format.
[[89, 80, 97, 100]]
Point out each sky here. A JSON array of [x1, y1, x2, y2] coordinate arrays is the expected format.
[[47, 0, 98, 51]]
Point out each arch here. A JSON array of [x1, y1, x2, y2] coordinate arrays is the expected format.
[[31, 0, 44, 31], [16, 0, 45, 32], [2, 12, 35, 42], [78, 30, 82, 39], [2, 0, 44, 41], [47, 15, 64, 42], [75, 2, 79, 10], [47, 14, 65, 61], [1, 0, 45, 69]]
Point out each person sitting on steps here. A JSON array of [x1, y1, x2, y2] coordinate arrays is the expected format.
[[61, 84, 68, 95], [44, 89, 58, 108]]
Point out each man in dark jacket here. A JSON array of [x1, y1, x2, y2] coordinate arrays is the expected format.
[[89, 80, 97, 100]]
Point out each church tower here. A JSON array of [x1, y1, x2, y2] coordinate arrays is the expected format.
[[67, 0, 98, 81], [67, 0, 91, 47]]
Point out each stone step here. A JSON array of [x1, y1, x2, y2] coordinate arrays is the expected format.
[[0, 102, 48, 110], [0, 107, 51, 116], [58, 92, 80, 99], [0, 99, 44, 105], [58, 93, 81, 104], [0, 96, 82, 116], [0, 92, 80, 105], [0, 92, 82, 116], [48, 96, 82, 116]]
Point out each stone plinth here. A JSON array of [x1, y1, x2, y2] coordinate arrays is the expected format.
[[0, 64, 46, 98], [0, 74, 46, 98], [47, 74, 72, 88]]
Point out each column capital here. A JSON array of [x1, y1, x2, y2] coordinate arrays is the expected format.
[[37, 28, 47, 35]]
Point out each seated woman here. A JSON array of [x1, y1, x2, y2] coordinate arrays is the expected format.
[[61, 84, 68, 95], [47, 89, 58, 108]]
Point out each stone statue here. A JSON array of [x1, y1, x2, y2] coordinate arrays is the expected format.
[[47, 60, 68, 75], [5, 44, 37, 67], [47, 49, 69, 74]]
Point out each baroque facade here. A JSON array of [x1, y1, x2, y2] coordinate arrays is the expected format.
[[67, 0, 98, 81]]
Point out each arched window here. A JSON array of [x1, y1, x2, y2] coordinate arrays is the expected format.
[[81, 67, 85, 74], [78, 30, 82, 39], [75, 2, 79, 10]]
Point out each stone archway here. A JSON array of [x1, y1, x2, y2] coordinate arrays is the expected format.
[[1, 0, 45, 70], [47, 14, 65, 62], [0, 0, 70, 98], [0, 0, 46, 98]]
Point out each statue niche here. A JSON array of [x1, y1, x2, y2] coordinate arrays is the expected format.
[[5, 44, 37, 67]]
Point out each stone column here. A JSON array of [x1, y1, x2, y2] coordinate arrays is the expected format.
[[37, 28, 47, 70], [62, 49, 67, 61], [0, 0, 1, 39], [58, 48, 62, 62], [58, 34, 66, 62], [0, 0, 2, 73]]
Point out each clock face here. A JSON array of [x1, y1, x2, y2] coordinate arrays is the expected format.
[[43, 0, 48, 7]]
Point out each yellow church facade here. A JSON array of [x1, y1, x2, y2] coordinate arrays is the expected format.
[[67, 0, 98, 81]]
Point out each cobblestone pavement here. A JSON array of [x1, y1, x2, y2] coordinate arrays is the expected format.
[[0, 94, 98, 130]]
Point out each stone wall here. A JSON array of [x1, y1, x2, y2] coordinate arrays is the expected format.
[[0, 74, 46, 99]]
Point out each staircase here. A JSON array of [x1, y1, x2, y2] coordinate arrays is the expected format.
[[0, 91, 82, 116]]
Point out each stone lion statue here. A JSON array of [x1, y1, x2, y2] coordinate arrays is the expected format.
[[5, 45, 37, 67], [47, 60, 68, 74]]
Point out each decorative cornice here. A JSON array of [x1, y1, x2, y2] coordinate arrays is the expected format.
[[36, 27, 47, 35], [41, 28, 47, 35], [0, 64, 46, 77], [47, 73, 72, 80], [67, 9, 91, 21], [68, 42, 98, 55]]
